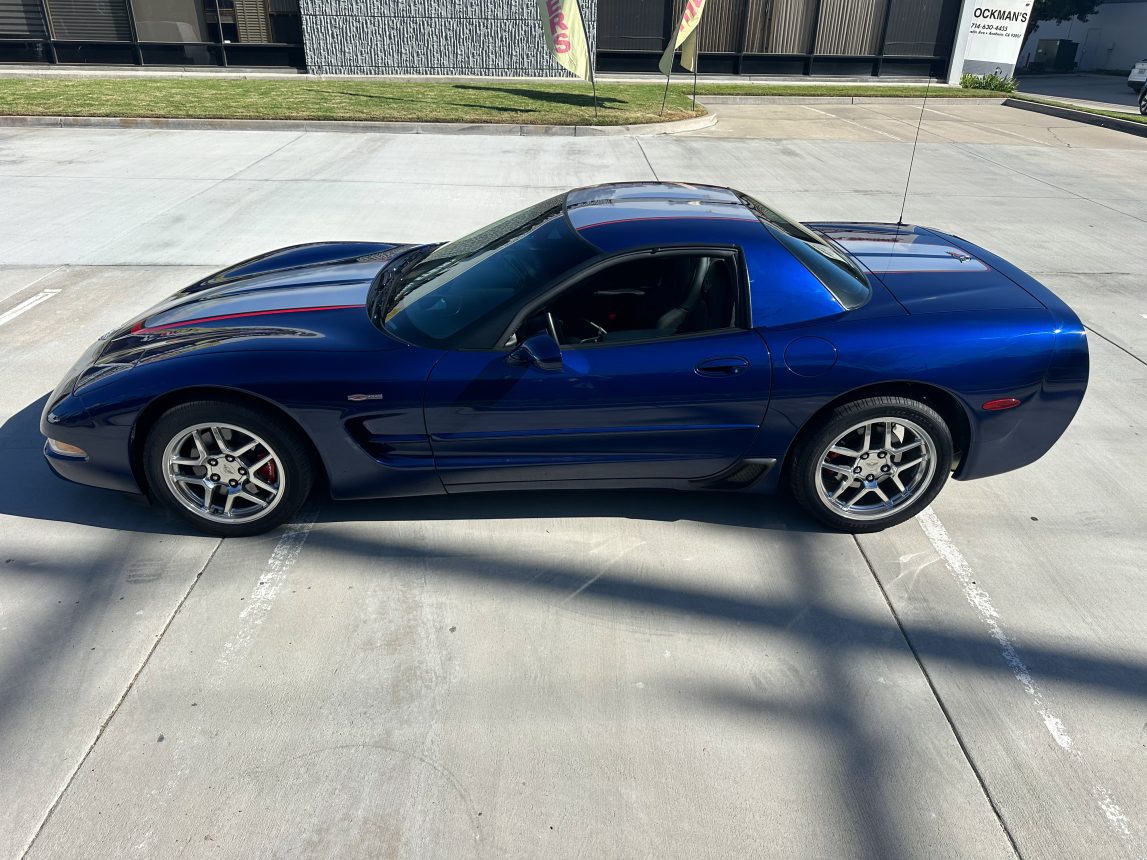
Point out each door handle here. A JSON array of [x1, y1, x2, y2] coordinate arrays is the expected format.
[[695, 357, 750, 377]]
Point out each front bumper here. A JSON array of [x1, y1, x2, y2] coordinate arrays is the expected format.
[[41, 393, 143, 495]]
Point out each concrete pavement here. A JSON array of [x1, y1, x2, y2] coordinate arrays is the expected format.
[[1017, 72, 1143, 115], [1, 106, 1145, 858]]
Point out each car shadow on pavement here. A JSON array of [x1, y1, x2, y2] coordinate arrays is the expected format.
[[0, 396, 197, 535], [2, 395, 820, 535], [319, 487, 828, 533]]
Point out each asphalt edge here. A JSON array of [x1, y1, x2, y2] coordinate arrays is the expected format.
[[0, 111, 716, 137], [1003, 97, 1147, 138]]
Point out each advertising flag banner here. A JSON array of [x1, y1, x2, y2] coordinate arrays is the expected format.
[[959, 0, 1033, 78], [537, 0, 593, 82], [659, 0, 708, 76]]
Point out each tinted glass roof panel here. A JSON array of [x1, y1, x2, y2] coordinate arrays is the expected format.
[[565, 182, 741, 208]]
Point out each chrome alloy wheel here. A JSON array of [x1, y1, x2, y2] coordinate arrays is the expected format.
[[161, 423, 286, 524], [813, 417, 937, 522]]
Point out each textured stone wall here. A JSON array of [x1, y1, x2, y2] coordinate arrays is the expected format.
[[300, 0, 598, 76]]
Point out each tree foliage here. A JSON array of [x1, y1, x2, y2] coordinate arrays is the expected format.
[[1025, 0, 1104, 42]]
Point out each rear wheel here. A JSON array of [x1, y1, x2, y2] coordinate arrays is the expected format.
[[1139, 85, 1147, 116], [790, 396, 953, 532], [143, 400, 313, 537]]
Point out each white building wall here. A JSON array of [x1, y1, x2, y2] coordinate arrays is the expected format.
[[1018, 0, 1147, 72]]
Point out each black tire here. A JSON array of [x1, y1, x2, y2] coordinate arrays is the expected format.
[[143, 399, 314, 537], [789, 396, 954, 533], [1139, 86, 1147, 116]]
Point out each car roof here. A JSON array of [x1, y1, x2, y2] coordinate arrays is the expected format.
[[563, 182, 758, 234]]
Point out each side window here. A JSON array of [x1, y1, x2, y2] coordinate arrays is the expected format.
[[518, 252, 741, 347]]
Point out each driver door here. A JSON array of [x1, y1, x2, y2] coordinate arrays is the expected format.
[[423, 248, 772, 488]]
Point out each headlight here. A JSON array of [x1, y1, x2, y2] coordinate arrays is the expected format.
[[72, 362, 133, 392]]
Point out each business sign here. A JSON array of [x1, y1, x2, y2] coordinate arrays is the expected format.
[[536, 0, 593, 82], [959, 0, 1034, 77]]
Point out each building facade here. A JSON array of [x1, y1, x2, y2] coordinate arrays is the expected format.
[[1019, 0, 1147, 74], [0, 0, 963, 78]]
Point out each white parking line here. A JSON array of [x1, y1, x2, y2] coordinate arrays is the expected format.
[[0, 288, 61, 327], [215, 511, 318, 673], [924, 107, 963, 120], [802, 104, 904, 141], [916, 506, 1140, 849]]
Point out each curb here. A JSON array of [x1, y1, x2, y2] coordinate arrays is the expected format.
[[695, 95, 1006, 106], [0, 111, 716, 137], [1003, 98, 1147, 138]]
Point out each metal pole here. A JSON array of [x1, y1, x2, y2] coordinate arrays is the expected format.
[[734, 0, 753, 76], [582, 0, 597, 121], [806, 0, 823, 76], [36, 0, 58, 63], [692, 5, 703, 108], [214, 0, 228, 66], [122, 0, 144, 65], [874, 0, 893, 77]]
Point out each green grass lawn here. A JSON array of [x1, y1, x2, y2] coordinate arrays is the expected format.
[[2, 76, 1140, 127], [0, 77, 702, 126], [1011, 94, 1147, 125]]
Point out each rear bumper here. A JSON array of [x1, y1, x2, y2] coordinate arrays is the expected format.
[[955, 377, 1086, 481], [954, 320, 1088, 481], [929, 231, 1089, 480]]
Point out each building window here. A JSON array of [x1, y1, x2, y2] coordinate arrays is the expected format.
[[45, 0, 132, 40], [0, 0, 302, 66]]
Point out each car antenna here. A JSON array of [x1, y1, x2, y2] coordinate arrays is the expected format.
[[897, 74, 932, 227]]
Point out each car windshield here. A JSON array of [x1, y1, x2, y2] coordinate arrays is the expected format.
[[377, 194, 595, 349], [740, 194, 871, 310]]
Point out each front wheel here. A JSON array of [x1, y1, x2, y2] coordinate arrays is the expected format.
[[143, 400, 314, 537], [790, 396, 953, 533]]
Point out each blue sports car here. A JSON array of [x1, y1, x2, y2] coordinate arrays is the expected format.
[[41, 183, 1089, 536]]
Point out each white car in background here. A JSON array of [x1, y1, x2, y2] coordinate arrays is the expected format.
[[1129, 58, 1147, 90]]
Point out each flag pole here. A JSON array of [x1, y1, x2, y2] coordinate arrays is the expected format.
[[692, 8, 703, 109], [660, 64, 672, 117], [576, 0, 597, 121]]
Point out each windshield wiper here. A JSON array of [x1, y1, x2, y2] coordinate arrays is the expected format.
[[370, 244, 436, 323]]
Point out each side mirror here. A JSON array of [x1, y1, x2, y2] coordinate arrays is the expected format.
[[507, 332, 563, 372]]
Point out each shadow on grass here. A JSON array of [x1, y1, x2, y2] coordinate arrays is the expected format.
[[444, 102, 538, 115], [453, 84, 625, 109]]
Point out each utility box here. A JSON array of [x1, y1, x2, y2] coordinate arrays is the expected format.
[[1033, 39, 1079, 71]]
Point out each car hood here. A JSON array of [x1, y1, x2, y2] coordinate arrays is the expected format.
[[810, 223, 1045, 314], [94, 241, 418, 366]]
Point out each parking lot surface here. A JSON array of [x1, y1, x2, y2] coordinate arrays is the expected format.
[[1017, 72, 1143, 115], [1, 104, 1145, 858]]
